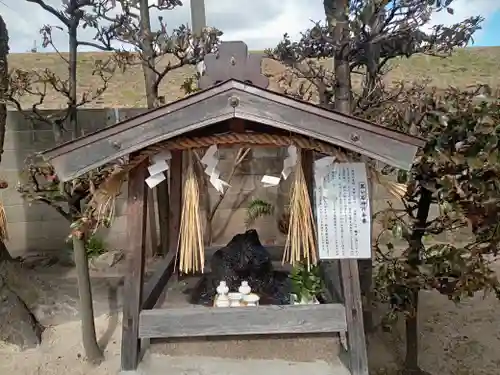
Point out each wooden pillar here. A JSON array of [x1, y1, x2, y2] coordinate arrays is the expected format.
[[340, 259, 369, 375], [157, 179, 170, 256], [121, 159, 148, 371], [359, 174, 374, 332], [301, 149, 314, 202], [146, 192, 158, 256], [169, 150, 183, 254]]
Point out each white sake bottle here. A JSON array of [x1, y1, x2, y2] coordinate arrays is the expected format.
[[238, 281, 251, 296], [215, 281, 230, 307]]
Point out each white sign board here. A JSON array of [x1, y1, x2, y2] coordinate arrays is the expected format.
[[314, 162, 371, 259]]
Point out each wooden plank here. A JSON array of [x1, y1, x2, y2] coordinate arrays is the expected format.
[[141, 250, 176, 310], [340, 260, 369, 375], [139, 303, 347, 338], [239, 83, 424, 148], [169, 150, 182, 256], [146, 191, 158, 256], [359, 167, 374, 332], [320, 260, 343, 303], [235, 92, 420, 171], [121, 159, 149, 372], [43, 82, 237, 159], [156, 178, 170, 256], [45, 82, 424, 182], [51, 97, 234, 181]]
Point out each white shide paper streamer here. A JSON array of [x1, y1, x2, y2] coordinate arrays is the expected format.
[[146, 150, 172, 188], [200, 145, 230, 194], [314, 156, 337, 200], [261, 145, 298, 187]]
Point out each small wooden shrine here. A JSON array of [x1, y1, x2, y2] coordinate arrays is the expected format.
[[40, 42, 425, 375]]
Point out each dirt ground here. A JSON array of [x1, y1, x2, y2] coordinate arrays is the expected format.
[[0, 256, 499, 375]]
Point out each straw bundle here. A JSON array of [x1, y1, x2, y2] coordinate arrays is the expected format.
[[177, 151, 205, 274], [368, 170, 407, 199], [0, 200, 8, 242], [282, 153, 317, 269], [87, 166, 127, 232]]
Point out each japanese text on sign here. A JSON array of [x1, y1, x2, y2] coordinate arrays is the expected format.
[[314, 162, 371, 259]]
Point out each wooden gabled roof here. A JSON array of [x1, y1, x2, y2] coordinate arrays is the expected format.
[[42, 79, 425, 181]]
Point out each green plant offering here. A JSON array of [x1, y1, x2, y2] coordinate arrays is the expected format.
[[289, 262, 323, 302], [245, 198, 274, 227]]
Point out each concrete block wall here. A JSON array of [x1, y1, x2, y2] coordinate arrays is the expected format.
[[1, 108, 469, 258], [1, 109, 145, 256]]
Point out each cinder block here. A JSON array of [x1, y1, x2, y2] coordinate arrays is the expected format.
[[4, 203, 45, 222]]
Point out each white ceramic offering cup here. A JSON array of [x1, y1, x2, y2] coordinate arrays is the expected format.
[[243, 293, 260, 306], [228, 292, 242, 307]]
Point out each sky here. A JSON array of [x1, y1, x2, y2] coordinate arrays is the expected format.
[[1, 0, 499, 53]]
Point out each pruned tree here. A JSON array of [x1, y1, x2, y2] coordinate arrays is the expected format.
[[95, 0, 221, 108], [5, 0, 131, 364], [268, 0, 482, 110], [267, 1, 493, 374], [372, 83, 500, 375], [92, 0, 221, 251]]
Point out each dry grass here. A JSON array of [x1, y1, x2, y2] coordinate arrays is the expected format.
[[177, 151, 204, 274], [7, 46, 500, 109], [282, 152, 317, 268]]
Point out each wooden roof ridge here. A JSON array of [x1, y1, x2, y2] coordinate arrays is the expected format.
[[41, 79, 426, 181]]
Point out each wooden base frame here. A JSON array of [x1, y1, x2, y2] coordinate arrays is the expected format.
[[120, 149, 369, 375]]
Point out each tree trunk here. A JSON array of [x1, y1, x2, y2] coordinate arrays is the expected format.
[[328, 0, 352, 114], [68, 23, 102, 363], [138, 0, 165, 255], [68, 23, 79, 139], [72, 236, 103, 363], [326, 0, 375, 332], [139, 0, 158, 109], [404, 188, 432, 374]]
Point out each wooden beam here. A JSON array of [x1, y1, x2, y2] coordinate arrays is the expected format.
[[301, 149, 314, 202], [320, 260, 343, 303], [141, 250, 176, 310], [121, 159, 148, 372], [359, 172, 375, 332], [340, 260, 369, 375], [146, 191, 158, 256], [236, 91, 421, 171], [156, 177, 170, 256], [139, 304, 347, 338], [169, 150, 183, 255]]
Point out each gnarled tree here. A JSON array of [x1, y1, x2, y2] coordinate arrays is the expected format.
[[268, 1, 490, 374], [6, 0, 130, 364], [94, 0, 221, 250]]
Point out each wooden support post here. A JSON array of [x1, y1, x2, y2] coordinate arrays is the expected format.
[[340, 259, 369, 375], [169, 150, 183, 254], [121, 159, 148, 372], [157, 179, 170, 256], [146, 191, 158, 256], [301, 149, 314, 202], [358, 172, 374, 332]]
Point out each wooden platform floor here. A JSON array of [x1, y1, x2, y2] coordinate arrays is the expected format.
[[148, 274, 345, 365]]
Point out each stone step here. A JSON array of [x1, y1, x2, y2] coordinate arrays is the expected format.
[[126, 354, 350, 375]]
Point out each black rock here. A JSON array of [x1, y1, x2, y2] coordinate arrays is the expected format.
[[191, 230, 292, 306]]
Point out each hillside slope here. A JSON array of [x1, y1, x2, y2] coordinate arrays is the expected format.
[[8, 47, 500, 109]]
